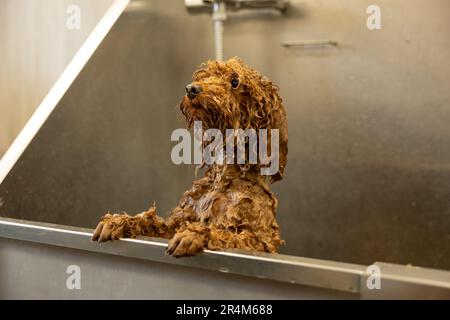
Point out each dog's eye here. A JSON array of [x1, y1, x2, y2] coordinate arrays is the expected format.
[[231, 78, 239, 88]]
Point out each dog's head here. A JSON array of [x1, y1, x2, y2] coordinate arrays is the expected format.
[[180, 57, 288, 182]]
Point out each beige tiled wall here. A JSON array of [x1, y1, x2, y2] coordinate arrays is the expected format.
[[0, 0, 114, 157]]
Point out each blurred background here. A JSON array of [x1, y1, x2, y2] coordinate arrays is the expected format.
[[0, 0, 449, 270]]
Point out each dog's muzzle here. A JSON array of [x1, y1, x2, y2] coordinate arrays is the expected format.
[[186, 83, 202, 99]]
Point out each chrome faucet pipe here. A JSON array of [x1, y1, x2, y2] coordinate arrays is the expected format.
[[185, 0, 289, 60], [212, 1, 227, 61]]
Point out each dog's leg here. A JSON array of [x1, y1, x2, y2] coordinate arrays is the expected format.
[[92, 171, 214, 244], [92, 205, 172, 242], [206, 227, 284, 253], [165, 222, 283, 257]]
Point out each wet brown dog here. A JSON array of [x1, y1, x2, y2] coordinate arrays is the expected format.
[[92, 58, 288, 257]]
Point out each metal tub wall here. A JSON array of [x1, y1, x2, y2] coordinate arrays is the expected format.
[[2, 218, 449, 299], [0, 0, 449, 276], [0, 219, 362, 299], [0, 238, 353, 299]]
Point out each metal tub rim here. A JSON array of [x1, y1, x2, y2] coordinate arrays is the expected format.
[[1, 216, 450, 299]]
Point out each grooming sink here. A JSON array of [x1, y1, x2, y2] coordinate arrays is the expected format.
[[1, 0, 449, 299]]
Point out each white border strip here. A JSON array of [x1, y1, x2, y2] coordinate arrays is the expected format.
[[0, 0, 130, 183]]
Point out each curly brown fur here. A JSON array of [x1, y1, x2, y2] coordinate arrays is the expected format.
[[92, 57, 288, 257]]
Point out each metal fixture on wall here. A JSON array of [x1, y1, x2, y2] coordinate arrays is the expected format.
[[281, 39, 339, 48], [185, 0, 289, 60]]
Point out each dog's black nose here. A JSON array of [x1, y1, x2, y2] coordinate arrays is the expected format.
[[186, 83, 202, 99]]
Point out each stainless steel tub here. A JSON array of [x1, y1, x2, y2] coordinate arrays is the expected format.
[[0, 0, 449, 299]]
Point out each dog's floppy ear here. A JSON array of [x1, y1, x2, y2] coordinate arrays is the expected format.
[[257, 79, 288, 183], [270, 103, 288, 183]]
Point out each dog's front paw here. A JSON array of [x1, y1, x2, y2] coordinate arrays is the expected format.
[[92, 213, 129, 242], [166, 230, 205, 258]]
